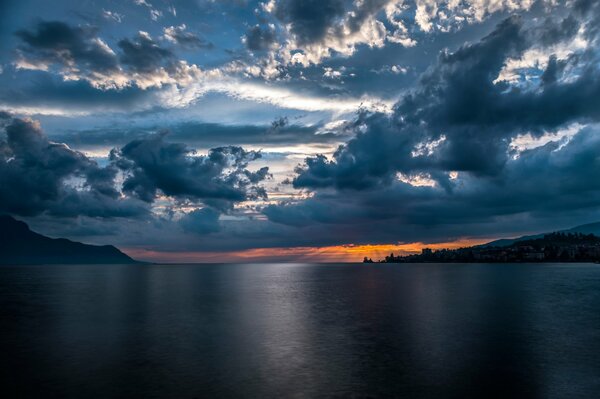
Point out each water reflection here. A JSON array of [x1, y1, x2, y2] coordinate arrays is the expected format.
[[1, 263, 599, 398]]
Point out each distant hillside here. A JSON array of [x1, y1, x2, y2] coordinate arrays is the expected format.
[[565, 222, 600, 236], [481, 221, 600, 248], [480, 234, 543, 248], [378, 232, 600, 263], [0, 215, 138, 265]]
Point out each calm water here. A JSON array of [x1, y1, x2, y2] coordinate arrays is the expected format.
[[1, 263, 599, 398]]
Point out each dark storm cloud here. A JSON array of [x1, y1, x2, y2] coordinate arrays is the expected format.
[[12, 20, 195, 91], [244, 24, 276, 51], [0, 115, 147, 217], [274, 0, 346, 45], [264, 125, 600, 239], [540, 54, 563, 86], [292, 12, 600, 191], [262, 6, 600, 244], [110, 132, 270, 208], [14, 20, 119, 73], [180, 207, 221, 234], [118, 32, 174, 73], [0, 112, 273, 223], [273, 0, 388, 46]]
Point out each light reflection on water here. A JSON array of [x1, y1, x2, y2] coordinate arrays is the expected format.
[[1, 263, 599, 398]]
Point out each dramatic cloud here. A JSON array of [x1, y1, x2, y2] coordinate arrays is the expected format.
[[14, 21, 120, 87], [263, 3, 600, 245], [13, 21, 204, 90], [265, 124, 600, 242], [118, 31, 174, 73], [292, 10, 600, 190], [242, 0, 548, 72], [0, 114, 270, 225], [110, 132, 270, 209], [9, 19, 386, 114], [412, 0, 538, 33], [244, 24, 277, 51], [0, 114, 146, 217], [274, 0, 348, 45], [270, 0, 389, 66], [3, 0, 600, 259]]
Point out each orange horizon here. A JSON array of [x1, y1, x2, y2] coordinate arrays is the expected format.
[[124, 238, 491, 263]]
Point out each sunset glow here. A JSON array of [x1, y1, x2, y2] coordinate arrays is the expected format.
[[126, 238, 490, 263]]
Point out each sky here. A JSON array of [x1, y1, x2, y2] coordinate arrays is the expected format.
[[1, 0, 600, 262]]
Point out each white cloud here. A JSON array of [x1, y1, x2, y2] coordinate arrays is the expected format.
[[150, 9, 162, 21], [0, 104, 91, 117], [414, 0, 538, 33], [133, 0, 162, 21], [397, 172, 437, 187], [323, 67, 343, 79], [509, 124, 584, 157], [246, 0, 548, 74], [282, 17, 388, 67], [385, 1, 418, 46], [494, 30, 588, 86], [411, 135, 446, 157], [102, 9, 124, 23], [162, 24, 187, 43], [159, 77, 394, 114], [372, 64, 409, 74]]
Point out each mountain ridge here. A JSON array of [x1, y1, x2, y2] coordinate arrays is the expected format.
[[480, 221, 600, 248], [0, 215, 139, 265]]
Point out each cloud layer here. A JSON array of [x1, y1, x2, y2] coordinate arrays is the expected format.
[[2, 0, 600, 259], [0, 114, 269, 224], [264, 1, 600, 245]]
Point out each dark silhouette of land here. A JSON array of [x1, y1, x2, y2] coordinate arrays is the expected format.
[[478, 222, 600, 248], [367, 232, 600, 263], [0, 215, 138, 265]]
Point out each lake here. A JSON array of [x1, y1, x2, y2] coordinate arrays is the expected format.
[[1, 263, 599, 398]]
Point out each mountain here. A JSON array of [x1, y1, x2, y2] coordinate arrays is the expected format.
[[381, 231, 600, 263], [566, 222, 600, 235], [481, 221, 600, 248], [479, 233, 543, 248], [0, 215, 138, 265]]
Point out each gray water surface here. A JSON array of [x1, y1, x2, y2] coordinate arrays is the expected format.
[[1, 263, 599, 398]]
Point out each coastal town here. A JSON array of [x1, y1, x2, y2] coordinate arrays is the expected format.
[[364, 233, 600, 263]]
